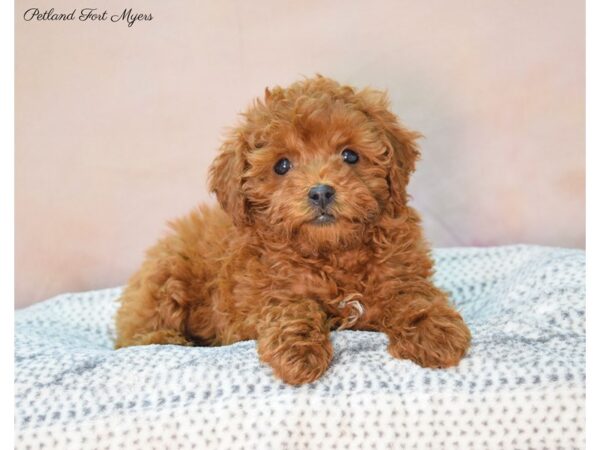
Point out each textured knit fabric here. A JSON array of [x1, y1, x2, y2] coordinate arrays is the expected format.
[[15, 245, 586, 449]]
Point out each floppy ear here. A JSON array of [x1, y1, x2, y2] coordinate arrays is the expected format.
[[357, 88, 421, 211], [208, 134, 250, 227]]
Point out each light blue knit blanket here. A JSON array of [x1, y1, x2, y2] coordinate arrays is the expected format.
[[15, 245, 585, 449]]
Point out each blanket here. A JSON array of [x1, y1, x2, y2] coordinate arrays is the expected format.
[[15, 245, 586, 449]]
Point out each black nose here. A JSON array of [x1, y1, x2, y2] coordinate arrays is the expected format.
[[308, 184, 336, 209]]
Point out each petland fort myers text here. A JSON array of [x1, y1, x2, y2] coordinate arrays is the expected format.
[[23, 8, 152, 27]]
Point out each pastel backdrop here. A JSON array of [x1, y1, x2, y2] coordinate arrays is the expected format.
[[15, 0, 585, 307]]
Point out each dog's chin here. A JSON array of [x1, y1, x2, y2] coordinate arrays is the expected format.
[[294, 213, 367, 251]]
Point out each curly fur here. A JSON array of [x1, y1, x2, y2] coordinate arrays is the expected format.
[[115, 76, 471, 385]]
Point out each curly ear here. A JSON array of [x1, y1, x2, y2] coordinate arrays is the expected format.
[[208, 135, 250, 227], [357, 88, 421, 211]]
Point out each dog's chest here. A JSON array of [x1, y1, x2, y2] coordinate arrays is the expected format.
[[286, 252, 373, 303]]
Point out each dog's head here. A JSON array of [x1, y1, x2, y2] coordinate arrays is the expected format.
[[209, 76, 420, 249]]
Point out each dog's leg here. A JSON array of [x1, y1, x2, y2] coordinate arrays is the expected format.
[[115, 258, 199, 348], [369, 282, 471, 368], [256, 298, 333, 385]]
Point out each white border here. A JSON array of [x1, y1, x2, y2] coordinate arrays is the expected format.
[[1, 0, 14, 446], [586, 0, 595, 448]]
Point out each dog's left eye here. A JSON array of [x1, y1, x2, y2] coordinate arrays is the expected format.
[[341, 148, 359, 164], [273, 158, 292, 175]]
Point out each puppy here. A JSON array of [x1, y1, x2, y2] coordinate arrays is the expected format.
[[115, 76, 471, 385]]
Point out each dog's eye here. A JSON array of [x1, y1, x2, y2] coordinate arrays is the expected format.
[[341, 148, 359, 164], [273, 158, 292, 175]]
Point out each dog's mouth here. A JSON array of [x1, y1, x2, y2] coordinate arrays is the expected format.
[[311, 212, 336, 225]]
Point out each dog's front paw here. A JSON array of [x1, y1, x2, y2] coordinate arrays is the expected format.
[[388, 308, 471, 368], [258, 334, 333, 385]]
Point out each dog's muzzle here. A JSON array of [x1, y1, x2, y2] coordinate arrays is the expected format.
[[308, 184, 335, 209]]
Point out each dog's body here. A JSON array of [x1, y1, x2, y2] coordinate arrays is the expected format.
[[115, 76, 470, 385]]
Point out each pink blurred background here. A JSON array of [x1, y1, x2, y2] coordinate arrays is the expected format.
[[15, 0, 585, 308]]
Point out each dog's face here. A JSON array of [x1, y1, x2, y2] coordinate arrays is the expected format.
[[209, 76, 420, 249]]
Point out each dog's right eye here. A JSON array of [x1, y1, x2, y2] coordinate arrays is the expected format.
[[273, 158, 292, 175]]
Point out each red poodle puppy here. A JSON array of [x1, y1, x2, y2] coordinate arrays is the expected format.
[[115, 76, 471, 385]]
